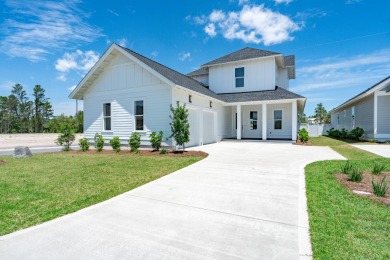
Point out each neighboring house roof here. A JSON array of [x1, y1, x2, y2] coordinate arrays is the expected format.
[[201, 47, 280, 67], [217, 87, 305, 103], [186, 68, 208, 77], [332, 75, 390, 112]]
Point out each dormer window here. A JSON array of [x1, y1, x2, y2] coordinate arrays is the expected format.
[[235, 67, 244, 88]]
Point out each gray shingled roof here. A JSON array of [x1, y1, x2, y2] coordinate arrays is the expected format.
[[187, 68, 209, 77], [201, 47, 280, 67], [284, 55, 295, 66], [333, 75, 390, 111], [217, 87, 304, 103]]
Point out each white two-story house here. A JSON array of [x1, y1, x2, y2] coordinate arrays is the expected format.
[[70, 43, 306, 148]]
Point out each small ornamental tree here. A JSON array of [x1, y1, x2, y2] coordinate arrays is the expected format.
[[169, 102, 190, 151], [129, 132, 141, 153], [150, 131, 163, 151], [55, 123, 75, 151], [94, 133, 105, 152]]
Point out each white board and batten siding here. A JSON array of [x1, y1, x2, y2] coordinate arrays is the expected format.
[[266, 103, 292, 139], [208, 57, 276, 94], [276, 67, 289, 90], [83, 55, 173, 146], [377, 95, 390, 134], [190, 75, 209, 86]]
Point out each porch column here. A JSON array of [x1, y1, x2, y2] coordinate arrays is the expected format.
[[292, 100, 297, 141], [237, 104, 242, 140], [262, 103, 267, 140], [374, 91, 378, 135]]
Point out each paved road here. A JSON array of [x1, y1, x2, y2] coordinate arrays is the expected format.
[[0, 141, 344, 259], [351, 144, 390, 158]]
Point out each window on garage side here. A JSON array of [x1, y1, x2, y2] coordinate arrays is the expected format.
[[103, 103, 111, 131], [235, 67, 244, 88], [250, 111, 257, 130], [134, 100, 144, 131], [274, 110, 282, 130]]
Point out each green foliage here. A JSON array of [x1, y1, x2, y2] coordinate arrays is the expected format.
[[48, 112, 83, 133], [341, 161, 353, 175], [78, 138, 90, 152], [327, 127, 364, 141], [150, 131, 163, 151], [372, 163, 385, 175], [349, 168, 363, 182], [55, 123, 75, 151], [372, 177, 388, 197], [159, 148, 169, 154], [109, 136, 121, 153], [298, 112, 307, 123], [314, 103, 330, 124], [298, 128, 309, 143], [169, 102, 190, 151], [94, 133, 105, 152], [129, 132, 141, 153]]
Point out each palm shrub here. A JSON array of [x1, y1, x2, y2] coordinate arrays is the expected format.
[[349, 168, 363, 182], [129, 132, 141, 153], [298, 128, 309, 143], [78, 138, 90, 151], [372, 164, 385, 175], [150, 131, 163, 151], [110, 136, 121, 153], [94, 133, 105, 152], [341, 161, 353, 175], [55, 123, 75, 151], [169, 102, 190, 151], [372, 177, 388, 197]]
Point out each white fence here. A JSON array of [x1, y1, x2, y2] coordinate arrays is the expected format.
[[299, 124, 332, 137]]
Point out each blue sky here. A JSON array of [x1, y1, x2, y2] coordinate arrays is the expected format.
[[1, 0, 389, 116]]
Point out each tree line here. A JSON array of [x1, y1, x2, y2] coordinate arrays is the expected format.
[[0, 84, 82, 134], [299, 103, 331, 124]]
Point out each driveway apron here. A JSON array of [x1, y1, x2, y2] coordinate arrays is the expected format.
[[0, 141, 344, 259]]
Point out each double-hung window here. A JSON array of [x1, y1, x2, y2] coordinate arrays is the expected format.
[[103, 103, 111, 131], [135, 100, 144, 131], [235, 67, 244, 88], [250, 111, 257, 130], [274, 110, 282, 130]]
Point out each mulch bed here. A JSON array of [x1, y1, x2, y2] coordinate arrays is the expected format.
[[0, 160, 5, 165], [68, 149, 208, 157], [334, 171, 390, 206], [294, 139, 312, 146]]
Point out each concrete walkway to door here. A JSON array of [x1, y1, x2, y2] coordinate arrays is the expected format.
[[0, 141, 344, 259]]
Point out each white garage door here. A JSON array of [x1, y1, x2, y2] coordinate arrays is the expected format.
[[203, 111, 216, 145], [187, 108, 199, 147]]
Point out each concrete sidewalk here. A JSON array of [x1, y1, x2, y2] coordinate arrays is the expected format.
[[351, 144, 390, 158], [0, 141, 344, 259]]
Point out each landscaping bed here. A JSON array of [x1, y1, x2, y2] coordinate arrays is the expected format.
[[70, 149, 208, 157]]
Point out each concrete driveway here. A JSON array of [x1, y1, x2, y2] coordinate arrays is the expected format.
[[0, 141, 344, 259], [351, 144, 390, 158]]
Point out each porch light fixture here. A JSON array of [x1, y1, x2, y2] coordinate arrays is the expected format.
[[210, 101, 212, 108], [189, 95, 192, 103]]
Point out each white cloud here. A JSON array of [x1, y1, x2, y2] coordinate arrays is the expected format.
[[204, 23, 217, 37], [107, 9, 119, 16], [117, 38, 128, 47], [193, 15, 208, 25], [0, 0, 102, 61], [346, 0, 362, 4], [151, 51, 159, 57], [179, 52, 191, 62], [238, 0, 250, 5], [55, 50, 99, 81], [68, 85, 77, 92], [193, 4, 300, 45], [274, 0, 293, 5]]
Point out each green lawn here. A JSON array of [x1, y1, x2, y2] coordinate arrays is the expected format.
[[0, 152, 204, 236], [307, 136, 390, 259]]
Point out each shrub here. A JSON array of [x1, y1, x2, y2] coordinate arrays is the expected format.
[[349, 168, 363, 182], [348, 127, 364, 140], [298, 128, 309, 143], [110, 136, 121, 153], [129, 132, 141, 153], [341, 161, 353, 175], [55, 123, 75, 151], [340, 128, 349, 139], [78, 138, 90, 151], [372, 177, 388, 197], [150, 131, 163, 151], [327, 128, 341, 138], [169, 102, 190, 151], [160, 148, 169, 154], [94, 133, 105, 152], [372, 164, 385, 175]]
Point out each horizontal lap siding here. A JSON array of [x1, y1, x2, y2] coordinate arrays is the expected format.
[[83, 55, 172, 146], [377, 95, 390, 134]]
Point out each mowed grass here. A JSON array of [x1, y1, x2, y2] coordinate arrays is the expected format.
[[0, 152, 204, 235], [307, 136, 390, 259], [310, 136, 381, 160], [306, 159, 390, 259]]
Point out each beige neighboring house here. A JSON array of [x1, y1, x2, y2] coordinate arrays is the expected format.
[[331, 76, 390, 141]]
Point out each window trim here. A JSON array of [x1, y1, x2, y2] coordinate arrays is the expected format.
[[250, 111, 258, 130], [273, 109, 283, 130], [235, 67, 244, 88], [102, 102, 112, 132], [134, 100, 145, 132]]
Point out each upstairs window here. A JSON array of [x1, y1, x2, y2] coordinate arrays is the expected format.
[[250, 111, 257, 130], [135, 100, 144, 131], [274, 110, 282, 130], [103, 103, 111, 131], [235, 67, 244, 88]]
